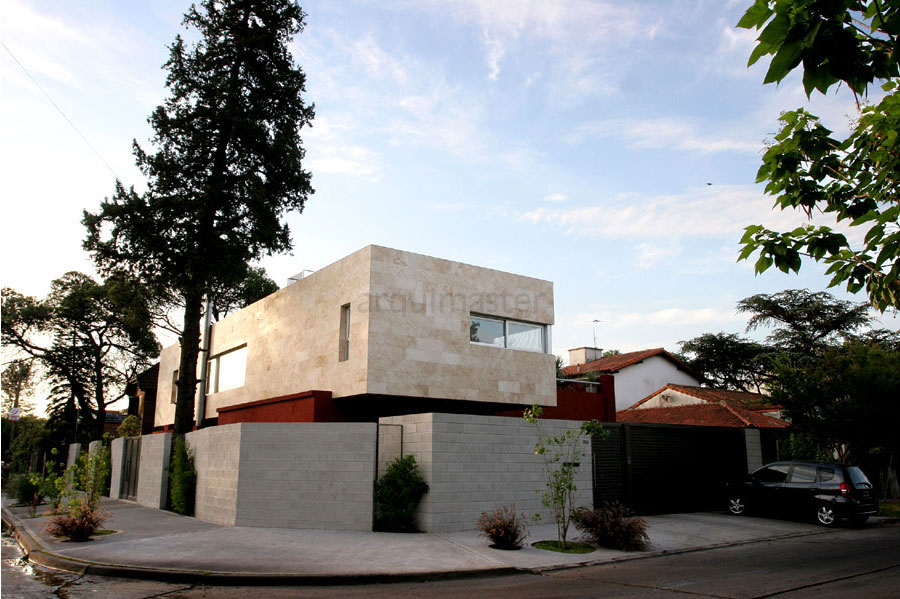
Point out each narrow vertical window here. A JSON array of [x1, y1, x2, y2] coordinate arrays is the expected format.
[[339, 303, 351, 361], [171, 370, 179, 404]]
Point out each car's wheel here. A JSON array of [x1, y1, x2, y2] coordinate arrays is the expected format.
[[815, 503, 837, 527], [727, 497, 746, 515]]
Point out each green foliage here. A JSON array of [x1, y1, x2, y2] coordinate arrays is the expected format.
[[29, 448, 65, 513], [210, 266, 280, 321], [476, 505, 528, 549], [781, 432, 835, 463], [1, 273, 158, 442], [82, 0, 315, 435], [116, 415, 142, 438], [524, 405, 606, 550], [532, 540, 595, 553], [769, 341, 900, 470], [738, 289, 871, 354], [2, 415, 50, 473], [573, 502, 649, 551], [678, 332, 771, 392], [737, 1, 900, 311], [11, 473, 41, 507], [168, 437, 196, 516], [1, 359, 35, 418], [374, 455, 429, 532]]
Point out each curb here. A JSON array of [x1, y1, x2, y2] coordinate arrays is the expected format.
[[2, 506, 523, 586]]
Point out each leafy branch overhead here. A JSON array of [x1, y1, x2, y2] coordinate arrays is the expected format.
[[737, 0, 900, 311]]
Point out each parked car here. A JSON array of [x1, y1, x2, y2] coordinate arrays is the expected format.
[[726, 461, 878, 527]]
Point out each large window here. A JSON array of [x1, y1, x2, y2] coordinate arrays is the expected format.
[[206, 345, 247, 394], [470, 314, 547, 353]]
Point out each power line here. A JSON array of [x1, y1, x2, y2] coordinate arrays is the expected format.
[[2, 41, 119, 180]]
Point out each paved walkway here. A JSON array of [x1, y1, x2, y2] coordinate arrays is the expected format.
[[1, 497, 875, 585]]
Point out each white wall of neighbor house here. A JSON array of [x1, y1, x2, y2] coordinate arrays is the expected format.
[[380, 413, 593, 533], [635, 388, 708, 409], [136, 432, 172, 509], [187, 422, 377, 531], [154, 245, 558, 428], [613, 357, 700, 411]]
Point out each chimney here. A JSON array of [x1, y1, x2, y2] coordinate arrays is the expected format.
[[568, 347, 603, 366]]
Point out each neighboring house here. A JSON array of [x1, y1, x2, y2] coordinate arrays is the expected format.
[[153, 245, 615, 430], [626, 383, 783, 420], [103, 411, 127, 436], [616, 403, 788, 429], [562, 347, 701, 411], [125, 364, 159, 435]]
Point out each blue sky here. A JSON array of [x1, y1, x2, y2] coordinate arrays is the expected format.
[[2, 0, 896, 371]]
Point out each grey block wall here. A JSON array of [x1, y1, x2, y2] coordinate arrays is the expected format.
[[109, 437, 124, 500], [66, 443, 82, 468], [137, 432, 172, 509], [745, 428, 763, 472], [88, 440, 103, 456], [186, 425, 242, 526], [379, 413, 593, 533], [188, 423, 378, 531]]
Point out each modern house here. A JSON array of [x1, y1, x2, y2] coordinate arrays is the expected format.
[[152, 245, 614, 429], [562, 347, 701, 411]]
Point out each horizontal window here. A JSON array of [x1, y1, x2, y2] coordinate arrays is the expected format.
[[207, 345, 247, 394], [470, 314, 547, 353]]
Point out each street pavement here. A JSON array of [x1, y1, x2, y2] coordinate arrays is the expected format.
[[3, 495, 876, 585]]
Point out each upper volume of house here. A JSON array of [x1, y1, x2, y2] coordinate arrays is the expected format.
[[153, 245, 557, 427]]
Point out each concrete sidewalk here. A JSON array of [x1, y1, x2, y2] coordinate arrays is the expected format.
[[1, 497, 860, 585]]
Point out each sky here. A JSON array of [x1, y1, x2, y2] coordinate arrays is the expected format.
[[2, 0, 897, 398]]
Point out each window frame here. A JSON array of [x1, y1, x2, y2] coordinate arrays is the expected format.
[[339, 303, 351, 362], [469, 313, 549, 354], [206, 344, 248, 394]]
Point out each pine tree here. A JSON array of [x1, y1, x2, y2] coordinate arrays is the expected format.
[[84, 0, 315, 434]]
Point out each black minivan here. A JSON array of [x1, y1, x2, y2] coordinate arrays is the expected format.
[[727, 461, 879, 526]]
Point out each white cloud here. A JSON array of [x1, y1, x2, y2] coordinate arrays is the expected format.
[[520, 185, 814, 240], [565, 117, 760, 154], [634, 242, 682, 269], [483, 30, 505, 80], [543, 192, 567, 202]]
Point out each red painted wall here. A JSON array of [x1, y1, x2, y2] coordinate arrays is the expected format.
[[216, 390, 344, 424]]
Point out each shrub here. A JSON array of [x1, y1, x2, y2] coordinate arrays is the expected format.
[[374, 455, 429, 532], [117, 415, 142, 438], [574, 502, 650, 551], [476, 505, 528, 549], [168, 436, 196, 516], [12, 473, 42, 508], [46, 503, 108, 542]]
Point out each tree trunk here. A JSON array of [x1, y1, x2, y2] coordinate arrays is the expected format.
[[174, 289, 204, 435]]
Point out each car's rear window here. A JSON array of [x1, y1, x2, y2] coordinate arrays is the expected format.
[[846, 467, 871, 486], [790, 465, 817, 483], [817, 467, 836, 482]]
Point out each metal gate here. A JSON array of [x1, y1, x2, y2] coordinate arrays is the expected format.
[[592, 423, 748, 515], [120, 437, 141, 501]]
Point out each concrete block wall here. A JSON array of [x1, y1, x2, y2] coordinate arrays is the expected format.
[[745, 428, 762, 472], [186, 425, 242, 526], [66, 443, 81, 468], [188, 423, 378, 531], [137, 432, 172, 509], [379, 413, 593, 532], [88, 440, 104, 456], [109, 438, 124, 500]]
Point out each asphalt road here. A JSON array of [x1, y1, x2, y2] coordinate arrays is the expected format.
[[3, 524, 899, 599]]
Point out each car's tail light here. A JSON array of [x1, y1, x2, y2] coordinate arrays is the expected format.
[[840, 482, 851, 497]]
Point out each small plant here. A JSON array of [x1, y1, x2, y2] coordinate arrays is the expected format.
[[168, 436, 196, 515], [46, 502, 108, 542], [374, 455, 429, 532], [29, 448, 64, 513], [524, 404, 606, 550], [12, 473, 42, 508], [573, 502, 650, 551], [476, 505, 528, 550]]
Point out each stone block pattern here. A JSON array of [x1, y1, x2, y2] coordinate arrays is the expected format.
[[137, 432, 171, 509], [66, 443, 81, 468], [187, 425, 242, 526], [380, 413, 593, 533], [109, 438, 124, 500], [188, 423, 377, 531], [745, 428, 762, 472]]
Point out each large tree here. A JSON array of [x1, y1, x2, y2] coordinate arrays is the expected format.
[[83, 0, 315, 435], [737, 288, 872, 354], [678, 332, 770, 392], [1, 273, 159, 442], [1, 359, 36, 417], [736, 0, 900, 311]]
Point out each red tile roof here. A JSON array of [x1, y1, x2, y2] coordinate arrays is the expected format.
[[615, 403, 789, 429], [629, 384, 781, 413], [561, 348, 700, 379]]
